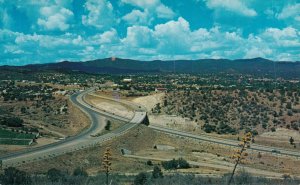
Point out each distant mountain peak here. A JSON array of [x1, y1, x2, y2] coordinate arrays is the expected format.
[[250, 57, 272, 62]]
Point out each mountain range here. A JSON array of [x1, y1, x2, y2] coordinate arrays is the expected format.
[[1, 58, 299, 78]]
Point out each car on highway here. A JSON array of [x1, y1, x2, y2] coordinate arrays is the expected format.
[[271, 149, 281, 153]]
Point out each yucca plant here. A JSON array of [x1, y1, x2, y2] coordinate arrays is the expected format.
[[228, 132, 252, 185], [102, 147, 112, 185]]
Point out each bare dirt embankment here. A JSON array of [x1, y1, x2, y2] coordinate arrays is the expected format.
[[131, 93, 300, 148], [132, 93, 164, 112], [132, 93, 201, 133], [85, 94, 134, 119], [132, 93, 197, 131]]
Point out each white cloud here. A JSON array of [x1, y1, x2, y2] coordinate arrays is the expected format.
[[154, 17, 191, 53], [156, 4, 176, 19], [121, 0, 175, 25], [262, 27, 300, 47], [205, 0, 257, 17], [126, 18, 298, 61], [4, 45, 25, 54], [90, 29, 119, 44], [0, 9, 12, 29], [122, 26, 155, 48], [244, 47, 272, 59], [278, 3, 300, 20], [121, 0, 159, 9], [82, 0, 115, 30], [2, 14, 300, 65], [38, 6, 73, 31], [122, 10, 151, 25], [8, 0, 75, 31]]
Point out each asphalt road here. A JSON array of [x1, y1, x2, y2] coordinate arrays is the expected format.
[[83, 93, 300, 158], [1, 88, 298, 168], [0, 89, 146, 168], [149, 125, 300, 158]]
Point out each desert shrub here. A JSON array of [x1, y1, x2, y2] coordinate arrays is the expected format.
[[251, 130, 258, 136], [234, 171, 253, 185], [217, 122, 237, 134], [291, 122, 299, 130], [146, 160, 153, 166], [177, 158, 190, 169], [152, 166, 163, 179], [202, 123, 216, 133], [162, 159, 178, 170], [134, 172, 148, 185], [73, 167, 88, 177], [47, 168, 65, 182], [105, 120, 111, 131], [162, 158, 190, 170], [0, 117, 24, 127], [0, 167, 31, 185]]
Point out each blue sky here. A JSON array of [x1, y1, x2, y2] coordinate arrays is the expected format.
[[0, 0, 300, 65]]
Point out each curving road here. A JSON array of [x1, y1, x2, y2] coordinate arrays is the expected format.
[[0, 89, 146, 168], [1, 89, 299, 169]]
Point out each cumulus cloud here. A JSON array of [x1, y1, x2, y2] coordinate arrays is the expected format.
[[1, 0, 300, 65], [121, 0, 159, 9], [278, 3, 300, 20], [154, 17, 192, 53], [0, 29, 85, 65], [120, 17, 244, 57], [122, 10, 151, 25], [90, 29, 120, 44], [82, 0, 115, 30], [122, 26, 155, 48], [205, 0, 257, 17], [120, 18, 300, 61], [2, 0, 75, 31], [0, 28, 121, 65], [121, 0, 175, 25], [262, 27, 300, 47], [155, 4, 176, 19], [38, 6, 73, 31], [244, 47, 272, 59]]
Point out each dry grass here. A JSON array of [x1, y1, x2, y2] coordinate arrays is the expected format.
[[66, 99, 90, 136], [14, 125, 300, 178]]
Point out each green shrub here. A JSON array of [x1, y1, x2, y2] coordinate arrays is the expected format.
[[162, 158, 190, 170], [47, 168, 65, 182], [105, 120, 111, 131], [152, 166, 163, 179], [134, 172, 148, 185], [202, 123, 216, 133], [0, 167, 31, 185], [73, 167, 88, 177]]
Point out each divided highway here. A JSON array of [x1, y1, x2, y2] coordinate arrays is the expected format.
[[1, 89, 299, 169], [86, 93, 300, 158], [0, 89, 146, 168]]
